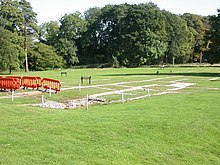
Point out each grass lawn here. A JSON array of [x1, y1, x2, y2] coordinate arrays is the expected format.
[[0, 67, 220, 164]]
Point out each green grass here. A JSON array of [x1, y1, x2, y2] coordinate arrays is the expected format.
[[1, 92, 220, 164], [0, 67, 220, 164]]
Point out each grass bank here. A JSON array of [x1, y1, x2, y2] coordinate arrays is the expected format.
[[1, 91, 220, 164]]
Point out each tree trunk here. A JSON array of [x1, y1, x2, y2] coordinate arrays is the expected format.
[[25, 50, 28, 72], [24, 25, 28, 72], [172, 56, 175, 67], [9, 66, 12, 74], [200, 51, 203, 64]]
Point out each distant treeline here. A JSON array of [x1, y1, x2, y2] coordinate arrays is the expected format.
[[0, 0, 220, 72]]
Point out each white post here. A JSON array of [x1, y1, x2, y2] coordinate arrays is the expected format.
[[79, 83, 81, 92], [122, 92, 124, 104], [86, 94, 89, 110], [49, 87, 52, 98], [11, 90, 14, 102], [147, 88, 150, 98], [42, 95, 44, 108]]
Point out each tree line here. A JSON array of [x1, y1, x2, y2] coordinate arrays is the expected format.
[[0, 0, 220, 72]]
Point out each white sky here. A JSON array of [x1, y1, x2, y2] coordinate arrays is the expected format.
[[27, 0, 220, 24]]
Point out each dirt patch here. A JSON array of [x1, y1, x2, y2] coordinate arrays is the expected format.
[[0, 90, 42, 99]]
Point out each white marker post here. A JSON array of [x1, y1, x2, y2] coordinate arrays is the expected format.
[[86, 94, 89, 110], [147, 88, 150, 98], [49, 87, 52, 98], [11, 90, 14, 102], [42, 95, 44, 108], [79, 83, 81, 92], [122, 92, 124, 104]]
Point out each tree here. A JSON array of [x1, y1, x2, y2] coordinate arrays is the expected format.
[[0, 27, 25, 73], [28, 43, 63, 71], [206, 9, 220, 64], [56, 12, 87, 67], [0, 0, 38, 71], [80, 3, 168, 67], [55, 38, 78, 67], [181, 13, 209, 63], [120, 3, 167, 66], [39, 21, 60, 46], [18, 0, 38, 72], [59, 12, 87, 41], [78, 7, 102, 64], [163, 11, 193, 64], [0, 0, 23, 32]]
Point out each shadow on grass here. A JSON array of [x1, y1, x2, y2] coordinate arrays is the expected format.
[[0, 72, 11, 75], [101, 72, 220, 77]]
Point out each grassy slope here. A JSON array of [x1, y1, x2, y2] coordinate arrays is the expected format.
[[1, 91, 220, 165], [1, 67, 220, 164]]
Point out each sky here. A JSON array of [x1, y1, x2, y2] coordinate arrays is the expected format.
[[27, 0, 219, 24]]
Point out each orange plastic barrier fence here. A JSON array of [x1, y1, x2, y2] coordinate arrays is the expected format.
[[35, 77, 42, 89], [5, 76, 22, 85], [41, 78, 61, 93], [0, 76, 61, 93], [21, 76, 41, 89], [0, 77, 20, 91]]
